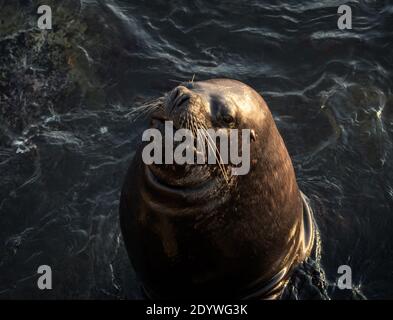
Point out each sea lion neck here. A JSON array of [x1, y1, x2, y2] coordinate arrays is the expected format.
[[138, 166, 231, 218]]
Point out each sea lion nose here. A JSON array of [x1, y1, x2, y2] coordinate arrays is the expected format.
[[173, 85, 192, 99], [168, 85, 193, 113]]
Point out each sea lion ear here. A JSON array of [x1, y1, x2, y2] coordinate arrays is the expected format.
[[250, 129, 256, 142]]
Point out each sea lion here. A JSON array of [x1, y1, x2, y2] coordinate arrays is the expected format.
[[119, 78, 315, 299]]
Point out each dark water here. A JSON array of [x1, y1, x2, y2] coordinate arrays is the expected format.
[[0, 0, 392, 299]]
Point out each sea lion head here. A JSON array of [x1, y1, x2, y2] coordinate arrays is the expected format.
[[163, 78, 266, 133], [120, 78, 314, 299], [147, 78, 269, 192]]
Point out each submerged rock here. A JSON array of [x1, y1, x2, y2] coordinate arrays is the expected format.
[[0, 0, 106, 147]]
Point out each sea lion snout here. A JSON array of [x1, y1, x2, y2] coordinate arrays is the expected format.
[[166, 85, 193, 114], [164, 85, 209, 131]]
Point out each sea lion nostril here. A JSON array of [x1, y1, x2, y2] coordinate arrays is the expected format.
[[175, 95, 189, 108], [170, 87, 192, 113], [174, 85, 192, 98], [172, 86, 184, 101]]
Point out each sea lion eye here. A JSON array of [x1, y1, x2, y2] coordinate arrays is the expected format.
[[222, 114, 235, 124]]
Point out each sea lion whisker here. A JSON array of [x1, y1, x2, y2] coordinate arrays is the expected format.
[[199, 128, 230, 184], [203, 130, 230, 184], [129, 106, 154, 122], [190, 115, 198, 138], [197, 122, 230, 183], [126, 104, 154, 118], [127, 97, 165, 122]]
